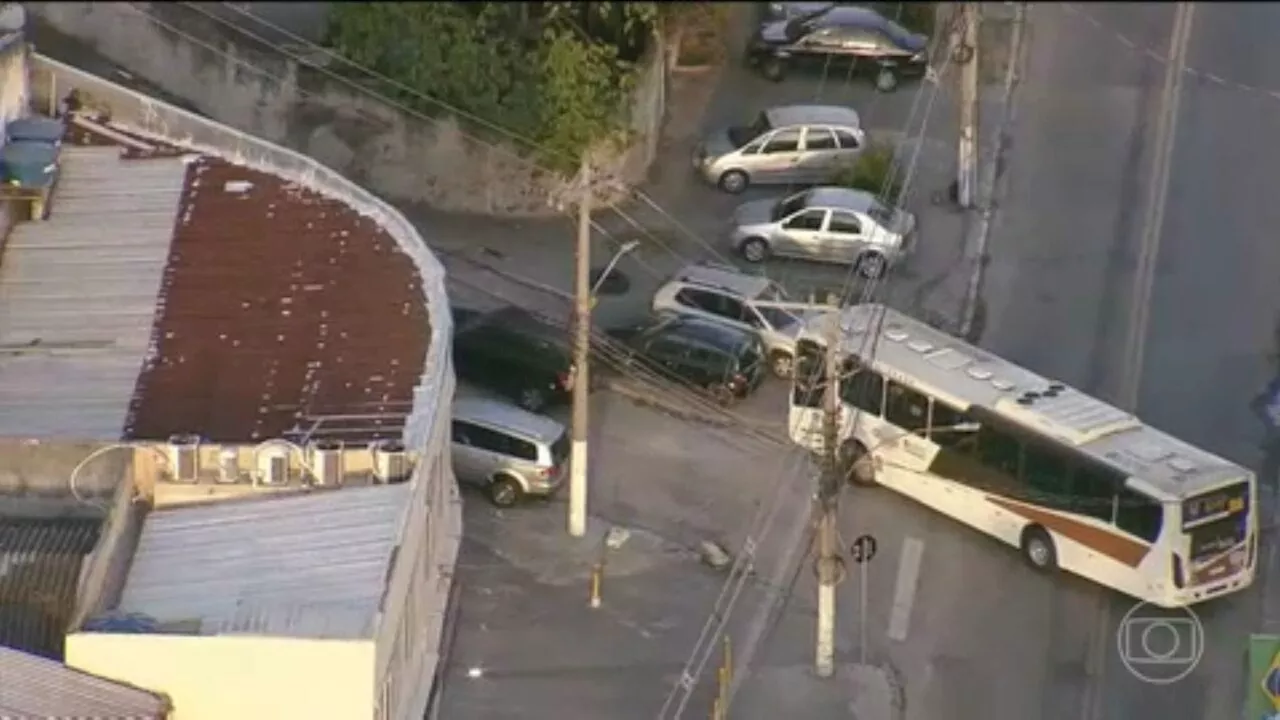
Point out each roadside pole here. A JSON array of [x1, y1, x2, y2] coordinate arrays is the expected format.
[[569, 158, 592, 538], [815, 297, 844, 678], [957, 2, 981, 209]]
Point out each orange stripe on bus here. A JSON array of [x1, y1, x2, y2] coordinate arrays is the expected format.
[[987, 496, 1150, 568]]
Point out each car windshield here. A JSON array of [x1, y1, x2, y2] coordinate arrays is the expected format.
[[783, 11, 826, 41], [868, 200, 896, 225], [772, 191, 810, 221], [729, 111, 773, 148], [755, 283, 799, 330]]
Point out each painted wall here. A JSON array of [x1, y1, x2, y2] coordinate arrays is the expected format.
[[28, 2, 666, 217], [67, 632, 375, 720]]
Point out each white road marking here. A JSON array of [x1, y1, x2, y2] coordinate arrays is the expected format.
[[887, 537, 925, 642]]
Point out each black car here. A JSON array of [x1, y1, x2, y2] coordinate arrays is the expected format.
[[451, 305, 579, 413], [610, 315, 765, 406], [746, 5, 929, 91]]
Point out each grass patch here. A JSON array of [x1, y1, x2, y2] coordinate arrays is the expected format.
[[830, 142, 902, 204]]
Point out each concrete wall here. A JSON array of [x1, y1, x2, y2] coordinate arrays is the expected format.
[[0, 439, 125, 512], [67, 632, 375, 720], [26, 48, 460, 720], [72, 452, 146, 629], [29, 2, 667, 217]]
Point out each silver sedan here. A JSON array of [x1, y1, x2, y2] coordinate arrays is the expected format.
[[729, 186, 916, 279]]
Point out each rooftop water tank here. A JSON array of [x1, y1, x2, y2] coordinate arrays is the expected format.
[[1, 140, 58, 189], [7, 117, 65, 147]]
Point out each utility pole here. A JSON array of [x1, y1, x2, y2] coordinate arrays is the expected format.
[[956, 2, 981, 209], [568, 158, 592, 538], [815, 296, 843, 678]]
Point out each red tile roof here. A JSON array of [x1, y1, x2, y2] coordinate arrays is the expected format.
[[63, 119, 430, 443]]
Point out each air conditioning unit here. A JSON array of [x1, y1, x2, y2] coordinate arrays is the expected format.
[[167, 434, 200, 483], [372, 440, 409, 484], [310, 440, 344, 486], [217, 447, 241, 484], [255, 444, 291, 486]]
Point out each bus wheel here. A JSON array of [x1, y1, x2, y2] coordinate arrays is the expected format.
[[839, 441, 876, 486], [1020, 526, 1057, 572]]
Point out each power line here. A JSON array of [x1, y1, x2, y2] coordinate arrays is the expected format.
[[189, 2, 740, 268], [659, 10, 974, 717]]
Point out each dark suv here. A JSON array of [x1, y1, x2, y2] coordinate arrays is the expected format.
[[610, 315, 765, 405], [452, 306, 579, 413], [746, 5, 929, 91]]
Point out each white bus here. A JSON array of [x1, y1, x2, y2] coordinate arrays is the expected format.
[[789, 304, 1257, 607]]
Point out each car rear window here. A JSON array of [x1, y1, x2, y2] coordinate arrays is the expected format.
[[550, 430, 569, 465]]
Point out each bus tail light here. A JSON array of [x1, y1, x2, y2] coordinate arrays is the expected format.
[[1171, 555, 1185, 589]]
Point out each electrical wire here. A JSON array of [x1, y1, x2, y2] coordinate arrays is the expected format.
[[183, 2, 742, 270], [137, 4, 968, 715], [658, 10, 974, 718]]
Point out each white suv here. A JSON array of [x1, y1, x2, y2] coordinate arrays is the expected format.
[[651, 263, 821, 379]]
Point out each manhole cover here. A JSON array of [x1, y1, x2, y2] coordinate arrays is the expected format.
[[590, 267, 631, 296]]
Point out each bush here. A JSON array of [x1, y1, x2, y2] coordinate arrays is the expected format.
[[830, 142, 902, 204]]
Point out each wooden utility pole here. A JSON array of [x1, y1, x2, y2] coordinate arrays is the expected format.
[[957, 2, 981, 209], [815, 296, 843, 678], [568, 158, 591, 538]]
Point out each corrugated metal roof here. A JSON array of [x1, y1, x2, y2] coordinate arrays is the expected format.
[[0, 518, 102, 660], [115, 484, 410, 640], [0, 645, 169, 719], [0, 146, 185, 439]]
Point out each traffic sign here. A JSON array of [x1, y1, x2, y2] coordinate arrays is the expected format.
[[850, 534, 877, 564]]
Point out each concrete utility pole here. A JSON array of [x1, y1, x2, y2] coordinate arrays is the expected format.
[[956, 2, 981, 209], [815, 296, 843, 678], [569, 158, 592, 538]]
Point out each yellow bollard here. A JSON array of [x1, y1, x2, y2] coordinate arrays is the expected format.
[[711, 697, 722, 720], [589, 563, 602, 609], [717, 665, 728, 707]]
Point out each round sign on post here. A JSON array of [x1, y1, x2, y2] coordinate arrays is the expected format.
[[850, 534, 877, 564]]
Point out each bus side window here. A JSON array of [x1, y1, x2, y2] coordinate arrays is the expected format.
[[976, 426, 1021, 477], [929, 400, 976, 451], [842, 367, 885, 415], [1115, 487, 1164, 543], [885, 381, 929, 435], [1022, 442, 1071, 498], [1072, 463, 1123, 522]]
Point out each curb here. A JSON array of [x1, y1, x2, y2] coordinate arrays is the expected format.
[[957, 2, 1029, 341]]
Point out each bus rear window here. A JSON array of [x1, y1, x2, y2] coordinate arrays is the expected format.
[[1183, 482, 1249, 529]]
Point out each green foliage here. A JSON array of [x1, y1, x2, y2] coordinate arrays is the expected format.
[[325, 2, 661, 174], [830, 142, 902, 204]]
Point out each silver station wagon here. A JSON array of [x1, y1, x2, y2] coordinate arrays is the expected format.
[[693, 104, 866, 194], [729, 186, 917, 278], [450, 396, 569, 507]]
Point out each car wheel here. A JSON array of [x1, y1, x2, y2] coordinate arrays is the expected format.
[[709, 383, 737, 406], [1020, 526, 1057, 572], [856, 251, 888, 279], [488, 475, 523, 508], [839, 441, 877, 486], [518, 387, 548, 413], [762, 57, 786, 81], [740, 236, 769, 263], [769, 351, 794, 379], [719, 170, 749, 194], [875, 67, 900, 93]]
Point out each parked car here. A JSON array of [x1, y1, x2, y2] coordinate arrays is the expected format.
[[651, 262, 827, 379], [452, 305, 577, 413], [730, 186, 916, 278], [610, 314, 766, 405], [693, 104, 865, 194], [451, 396, 569, 507], [746, 5, 929, 91]]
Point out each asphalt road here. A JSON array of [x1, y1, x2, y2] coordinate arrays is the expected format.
[[954, 4, 1280, 720]]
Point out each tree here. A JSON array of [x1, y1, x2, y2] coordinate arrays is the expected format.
[[326, 2, 660, 174]]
